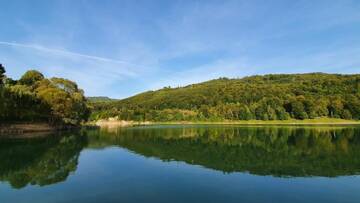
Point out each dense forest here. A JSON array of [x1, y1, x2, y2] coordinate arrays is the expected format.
[[0, 64, 89, 125], [90, 73, 360, 122]]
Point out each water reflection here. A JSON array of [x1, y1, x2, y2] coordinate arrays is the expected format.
[[0, 134, 87, 188], [88, 126, 360, 177], [1, 126, 360, 189]]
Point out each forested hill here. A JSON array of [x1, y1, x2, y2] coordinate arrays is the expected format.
[[87, 96, 117, 103], [90, 73, 360, 121]]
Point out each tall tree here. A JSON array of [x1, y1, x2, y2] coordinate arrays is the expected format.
[[0, 64, 5, 85]]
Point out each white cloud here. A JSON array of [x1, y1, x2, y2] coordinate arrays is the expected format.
[[0, 41, 141, 76], [149, 57, 257, 90], [0, 41, 151, 97]]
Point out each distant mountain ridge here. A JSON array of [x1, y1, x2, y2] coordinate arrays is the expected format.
[[87, 96, 117, 103]]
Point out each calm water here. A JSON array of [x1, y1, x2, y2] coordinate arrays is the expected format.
[[1, 125, 360, 203]]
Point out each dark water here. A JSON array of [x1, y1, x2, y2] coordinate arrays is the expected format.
[[1, 125, 360, 203]]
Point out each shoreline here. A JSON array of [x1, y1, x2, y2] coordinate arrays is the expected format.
[[94, 118, 360, 127], [1, 118, 359, 137], [0, 123, 81, 138], [155, 121, 360, 126]]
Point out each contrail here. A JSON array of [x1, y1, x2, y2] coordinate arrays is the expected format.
[[0, 41, 142, 68]]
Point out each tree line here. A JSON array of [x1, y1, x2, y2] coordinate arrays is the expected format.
[[1, 63, 359, 123], [90, 73, 360, 121], [0, 64, 89, 125]]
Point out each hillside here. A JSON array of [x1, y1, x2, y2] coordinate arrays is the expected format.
[[87, 96, 117, 103], [90, 73, 360, 122]]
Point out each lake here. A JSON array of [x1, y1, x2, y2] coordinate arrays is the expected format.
[[1, 125, 360, 203]]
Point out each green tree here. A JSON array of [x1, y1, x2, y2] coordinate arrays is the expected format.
[[238, 105, 252, 120], [291, 100, 308, 120], [199, 105, 211, 118], [342, 109, 352, 120], [345, 95, 360, 120], [36, 78, 89, 124], [275, 107, 289, 120], [314, 98, 329, 117], [267, 106, 277, 120], [19, 70, 44, 86], [328, 97, 344, 118], [0, 64, 5, 85]]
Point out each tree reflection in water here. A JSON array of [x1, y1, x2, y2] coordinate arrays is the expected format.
[[0, 133, 87, 188], [88, 126, 360, 177], [1, 126, 360, 189]]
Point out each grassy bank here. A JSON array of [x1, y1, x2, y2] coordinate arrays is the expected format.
[[152, 118, 360, 125], [2, 118, 359, 137], [93, 118, 360, 127]]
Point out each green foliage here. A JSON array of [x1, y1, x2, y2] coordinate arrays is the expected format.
[[19, 70, 44, 86], [0, 64, 5, 84], [36, 78, 89, 124], [0, 65, 89, 125], [290, 99, 308, 119], [90, 73, 360, 121], [87, 96, 117, 103]]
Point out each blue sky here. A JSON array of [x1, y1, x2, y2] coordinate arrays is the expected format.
[[0, 0, 359, 98]]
